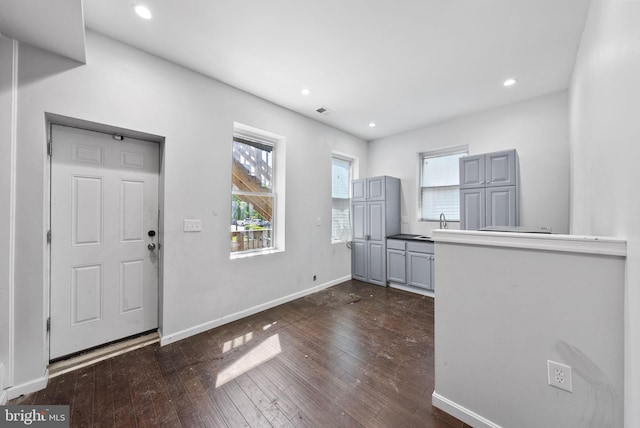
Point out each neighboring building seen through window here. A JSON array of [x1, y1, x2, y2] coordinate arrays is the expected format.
[[231, 134, 274, 253], [332, 156, 352, 242], [420, 148, 467, 221]]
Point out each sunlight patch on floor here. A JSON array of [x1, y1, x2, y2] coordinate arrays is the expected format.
[[215, 334, 281, 388]]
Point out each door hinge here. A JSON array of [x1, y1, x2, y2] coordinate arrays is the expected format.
[[47, 230, 51, 243], [47, 141, 52, 156], [46, 317, 51, 333]]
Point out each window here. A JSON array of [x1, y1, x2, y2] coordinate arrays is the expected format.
[[420, 147, 467, 221], [231, 133, 275, 253], [331, 156, 352, 242]]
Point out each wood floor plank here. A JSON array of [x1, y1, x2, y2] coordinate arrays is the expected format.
[[235, 373, 295, 428], [9, 280, 466, 428], [92, 360, 115, 428], [70, 365, 95, 427]]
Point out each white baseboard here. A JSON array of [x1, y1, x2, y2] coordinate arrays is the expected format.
[[6, 371, 49, 401], [160, 276, 350, 346], [432, 391, 503, 428], [388, 282, 435, 298]]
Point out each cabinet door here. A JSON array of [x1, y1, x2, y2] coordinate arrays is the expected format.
[[367, 176, 386, 201], [486, 186, 517, 227], [408, 252, 432, 290], [460, 188, 485, 230], [368, 202, 384, 242], [485, 150, 516, 187], [352, 179, 366, 201], [352, 240, 367, 281], [352, 202, 366, 240], [460, 155, 485, 188], [368, 242, 386, 286], [387, 249, 406, 284]]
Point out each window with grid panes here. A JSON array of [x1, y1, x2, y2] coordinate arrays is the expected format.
[[420, 148, 467, 221], [331, 156, 352, 242]]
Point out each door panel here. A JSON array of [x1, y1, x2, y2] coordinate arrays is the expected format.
[[486, 186, 516, 227], [352, 179, 366, 201], [368, 242, 385, 285], [72, 176, 103, 245], [460, 188, 485, 230], [460, 155, 485, 188], [486, 151, 516, 187], [352, 240, 367, 280], [352, 203, 366, 240], [367, 177, 385, 200], [71, 264, 102, 324], [368, 202, 384, 242], [50, 125, 159, 359]]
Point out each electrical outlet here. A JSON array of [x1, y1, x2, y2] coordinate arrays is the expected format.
[[548, 360, 573, 392]]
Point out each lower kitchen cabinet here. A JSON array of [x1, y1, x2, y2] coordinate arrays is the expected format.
[[387, 239, 435, 292], [408, 252, 434, 290]]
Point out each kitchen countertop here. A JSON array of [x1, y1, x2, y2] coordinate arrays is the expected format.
[[387, 233, 434, 242]]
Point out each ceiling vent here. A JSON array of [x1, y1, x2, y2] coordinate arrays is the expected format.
[[315, 106, 334, 116]]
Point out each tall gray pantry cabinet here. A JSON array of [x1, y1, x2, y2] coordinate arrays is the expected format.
[[351, 176, 401, 286]]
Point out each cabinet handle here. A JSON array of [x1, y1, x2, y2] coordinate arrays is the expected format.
[[365, 235, 370, 241]]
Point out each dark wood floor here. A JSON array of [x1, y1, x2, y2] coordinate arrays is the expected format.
[[12, 280, 468, 427]]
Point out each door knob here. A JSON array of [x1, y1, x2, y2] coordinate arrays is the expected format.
[[148, 242, 156, 250]]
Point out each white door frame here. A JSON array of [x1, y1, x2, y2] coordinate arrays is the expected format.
[[44, 114, 165, 363]]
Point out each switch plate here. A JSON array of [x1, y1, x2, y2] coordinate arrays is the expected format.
[[548, 360, 573, 392], [183, 219, 202, 232]]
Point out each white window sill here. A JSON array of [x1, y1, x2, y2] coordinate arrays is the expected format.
[[230, 248, 284, 260]]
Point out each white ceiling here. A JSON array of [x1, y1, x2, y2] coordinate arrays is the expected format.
[[2, 0, 591, 140]]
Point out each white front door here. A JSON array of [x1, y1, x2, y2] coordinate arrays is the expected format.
[[50, 124, 159, 360]]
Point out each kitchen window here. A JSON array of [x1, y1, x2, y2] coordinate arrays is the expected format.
[[419, 146, 467, 221], [331, 155, 352, 242], [231, 129, 276, 254]]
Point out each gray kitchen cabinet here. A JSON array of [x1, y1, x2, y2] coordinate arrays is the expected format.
[[460, 149, 519, 230], [386, 238, 434, 292], [387, 240, 407, 284], [408, 252, 434, 290], [352, 175, 386, 202], [352, 176, 400, 286], [407, 241, 434, 291], [486, 186, 517, 227]]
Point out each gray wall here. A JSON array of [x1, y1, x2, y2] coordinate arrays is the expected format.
[[570, 1, 640, 426], [6, 31, 368, 389], [434, 234, 625, 428], [368, 91, 570, 237]]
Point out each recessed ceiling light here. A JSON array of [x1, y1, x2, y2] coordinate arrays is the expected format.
[[301, 88, 311, 96], [503, 78, 517, 87], [369, 122, 376, 128], [134, 4, 153, 19]]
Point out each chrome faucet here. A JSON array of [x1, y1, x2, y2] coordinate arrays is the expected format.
[[439, 213, 448, 229]]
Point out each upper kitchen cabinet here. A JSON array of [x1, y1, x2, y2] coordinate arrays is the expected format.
[[460, 149, 517, 189], [352, 176, 386, 201], [460, 149, 519, 230], [352, 176, 400, 286]]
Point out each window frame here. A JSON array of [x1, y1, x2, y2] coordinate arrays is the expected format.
[[231, 124, 283, 257], [331, 153, 354, 243], [418, 145, 468, 222]]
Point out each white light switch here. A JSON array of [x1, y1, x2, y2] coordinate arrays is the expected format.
[[183, 219, 202, 232], [316, 217, 322, 226]]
